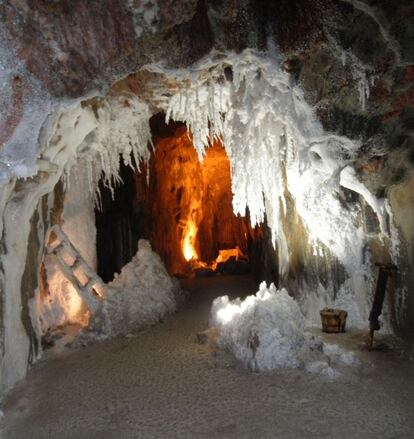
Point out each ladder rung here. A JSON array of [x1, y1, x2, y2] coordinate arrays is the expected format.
[[46, 225, 106, 311]]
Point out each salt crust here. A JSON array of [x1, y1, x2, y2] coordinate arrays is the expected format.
[[102, 240, 181, 336]]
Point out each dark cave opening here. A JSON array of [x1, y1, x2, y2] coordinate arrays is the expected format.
[[95, 163, 142, 283], [95, 114, 274, 283]]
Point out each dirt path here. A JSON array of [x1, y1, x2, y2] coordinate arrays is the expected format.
[[1, 275, 413, 439]]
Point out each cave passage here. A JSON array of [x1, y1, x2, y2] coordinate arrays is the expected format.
[[95, 115, 265, 282], [95, 161, 140, 283]]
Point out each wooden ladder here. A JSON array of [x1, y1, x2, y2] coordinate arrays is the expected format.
[[46, 224, 106, 315]]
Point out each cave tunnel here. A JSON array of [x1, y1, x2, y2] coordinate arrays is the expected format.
[[2, 0, 414, 436], [95, 113, 273, 284]]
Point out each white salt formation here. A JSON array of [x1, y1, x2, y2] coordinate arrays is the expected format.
[[32, 237, 181, 345], [102, 240, 180, 336], [211, 282, 357, 376], [164, 49, 395, 327], [32, 256, 89, 334], [60, 94, 153, 206], [30, 162, 98, 339]]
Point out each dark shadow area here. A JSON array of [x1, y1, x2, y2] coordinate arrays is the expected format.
[[95, 162, 143, 282]]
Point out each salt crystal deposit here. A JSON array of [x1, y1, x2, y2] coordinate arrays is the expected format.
[[102, 240, 181, 336], [211, 282, 358, 376]]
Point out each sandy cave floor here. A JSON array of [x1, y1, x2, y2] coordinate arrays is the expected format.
[[1, 275, 414, 439]]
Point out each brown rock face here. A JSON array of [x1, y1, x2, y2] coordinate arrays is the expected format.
[[0, 0, 208, 97], [389, 175, 414, 333], [139, 120, 250, 275], [2, 0, 137, 96], [0, 75, 26, 148]]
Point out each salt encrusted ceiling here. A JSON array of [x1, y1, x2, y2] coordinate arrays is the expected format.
[[0, 0, 413, 186]]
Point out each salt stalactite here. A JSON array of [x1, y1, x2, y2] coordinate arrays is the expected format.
[[165, 49, 390, 327], [60, 94, 153, 207], [354, 68, 377, 111]]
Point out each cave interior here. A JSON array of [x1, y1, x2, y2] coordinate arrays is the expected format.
[[95, 114, 265, 283], [1, 1, 414, 435]]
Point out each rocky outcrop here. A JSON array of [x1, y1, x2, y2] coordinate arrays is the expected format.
[[0, 0, 204, 97]]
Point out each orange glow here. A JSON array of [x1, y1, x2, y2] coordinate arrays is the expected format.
[[216, 247, 243, 264], [211, 247, 244, 270], [183, 219, 199, 261], [143, 123, 255, 275], [42, 264, 91, 328], [65, 282, 90, 326]]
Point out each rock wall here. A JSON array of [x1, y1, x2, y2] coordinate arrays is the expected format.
[[0, 173, 64, 391], [29, 162, 97, 337], [389, 175, 414, 334], [141, 119, 250, 275]]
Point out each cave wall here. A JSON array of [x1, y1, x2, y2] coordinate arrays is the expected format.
[[389, 174, 414, 335], [0, 173, 63, 391], [290, 1, 414, 334], [62, 162, 97, 270], [0, 97, 111, 391], [247, 222, 279, 287], [1, 1, 413, 192], [19, 191, 53, 368], [197, 137, 250, 261], [30, 162, 97, 335], [140, 120, 250, 275], [3, 162, 97, 389], [147, 123, 203, 274]]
